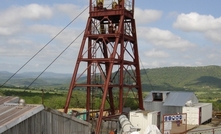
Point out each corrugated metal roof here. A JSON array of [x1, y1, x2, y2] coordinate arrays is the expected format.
[[0, 96, 44, 133], [163, 92, 196, 106], [0, 96, 19, 104], [144, 91, 198, 107]]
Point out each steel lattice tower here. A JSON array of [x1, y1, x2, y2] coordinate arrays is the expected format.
[[64, 0, 143, 133]]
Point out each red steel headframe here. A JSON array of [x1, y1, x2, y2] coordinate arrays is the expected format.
[[64, 0, 143, 133]]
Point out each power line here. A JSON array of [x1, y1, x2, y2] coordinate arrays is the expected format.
[[25, 30, 85, 89], [0, 3, 90, 89], [139, 56, 155, 91]]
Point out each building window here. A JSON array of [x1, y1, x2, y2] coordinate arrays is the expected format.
[[153, 93, 163, 101]]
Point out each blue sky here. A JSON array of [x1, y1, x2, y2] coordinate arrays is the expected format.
[[0, 0, 221, 74]]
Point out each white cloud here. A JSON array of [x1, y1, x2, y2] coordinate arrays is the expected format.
[[29, 24, 62, 37], [35, 64, 39, 67], [7, 39, 32, 45], [144, 49, 169, 58], [0, 4, 53, 36], [135, 8, 162, 24], [0, 26, 21, 36], [0, 3, 84, 58], [173, 12, 221, 43], [138, 27, 196, 50], [29, 24, 83, 46], [173, 12, 221, 32], [54, 4, 88, 22], [1, 2, 220, 73], [205, 29, 221, 43], [0, 4, 53, 26], [21, 4, 53, 20]]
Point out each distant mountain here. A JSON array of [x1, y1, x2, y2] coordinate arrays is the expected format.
[[1, 65, 221, 91], [0, 71, 13, 77], [26, 72, 73, 79], [0, 71, 72, 87]]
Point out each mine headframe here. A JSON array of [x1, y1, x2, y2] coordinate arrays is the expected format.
[[64, 0, 143, 133]]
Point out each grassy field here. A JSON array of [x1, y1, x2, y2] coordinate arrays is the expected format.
[[0, 88, 221, 111], [0, 88, 67, 108]]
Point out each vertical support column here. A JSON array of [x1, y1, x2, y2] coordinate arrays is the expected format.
[[131, 18, 144, 110]]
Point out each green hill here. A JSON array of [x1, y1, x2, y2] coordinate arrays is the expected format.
[[1, 65, 221, 92], [141, 65, 221, 91]]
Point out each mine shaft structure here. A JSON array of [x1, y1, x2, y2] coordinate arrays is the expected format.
[[64, 0, 143, 133]]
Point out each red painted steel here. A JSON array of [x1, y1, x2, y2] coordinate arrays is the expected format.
[[64, 0, 143, 133]]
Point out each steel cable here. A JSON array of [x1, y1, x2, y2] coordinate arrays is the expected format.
[[0, 2, 91, 89]]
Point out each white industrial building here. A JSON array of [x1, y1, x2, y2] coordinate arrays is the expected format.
[[143, 91, 212, 125], [129, 110, 161, 134], [0, 96, 91, 134]]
